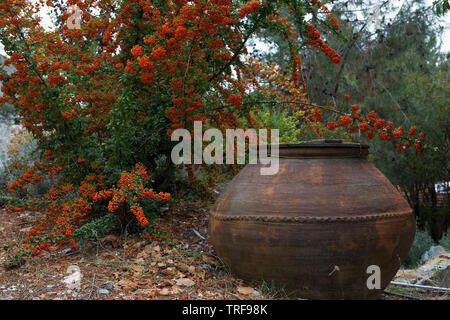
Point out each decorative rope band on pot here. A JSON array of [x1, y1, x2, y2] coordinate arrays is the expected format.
[[210, 209, 413, 224]]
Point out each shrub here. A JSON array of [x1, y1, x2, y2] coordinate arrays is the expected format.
[[0, 126, 55, 199]]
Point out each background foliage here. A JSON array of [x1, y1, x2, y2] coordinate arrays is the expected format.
[[0, 0, 446, 258]]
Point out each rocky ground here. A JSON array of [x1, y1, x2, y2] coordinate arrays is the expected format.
[[0, 201, 276, 300], [387, 245, 449, 300], [0, 201, 448, 300]]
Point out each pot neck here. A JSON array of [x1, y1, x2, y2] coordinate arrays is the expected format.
[[277, 140, 369, 159]]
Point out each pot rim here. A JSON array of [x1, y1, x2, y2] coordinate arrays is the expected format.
[[278, 139, 369, 149], [268, 139, 370, 158]]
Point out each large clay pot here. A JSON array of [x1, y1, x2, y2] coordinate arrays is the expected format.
[[209, 141, 415, 299]]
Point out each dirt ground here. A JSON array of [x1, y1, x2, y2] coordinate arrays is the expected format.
[[0, 202, 447, 300], [0, 201, 280, 300]]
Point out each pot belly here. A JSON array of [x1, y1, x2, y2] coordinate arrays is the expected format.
[[209, 154, 416, 299], [209, 212, 415, 299]]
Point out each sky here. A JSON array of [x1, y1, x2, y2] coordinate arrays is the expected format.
[[424, 0, 450, 52], [0, 0, 449, 55]]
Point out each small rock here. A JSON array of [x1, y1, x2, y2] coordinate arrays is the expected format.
[[184, 229, 205, 240], [104, 282, 114, 290], [157, 288, 170, 296], [420, 246, 445, 264], [201, 263, 212, 270], [175, 278, 195, 287], [58, 248, 72, 255], [98, 288, 109, 295], [237, 286, 254, 295]]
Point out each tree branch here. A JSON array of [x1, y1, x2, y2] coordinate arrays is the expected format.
[[209, 14, 264, 83]]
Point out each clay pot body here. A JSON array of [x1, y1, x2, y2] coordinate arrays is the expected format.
[[209, 142, 415, 299]]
